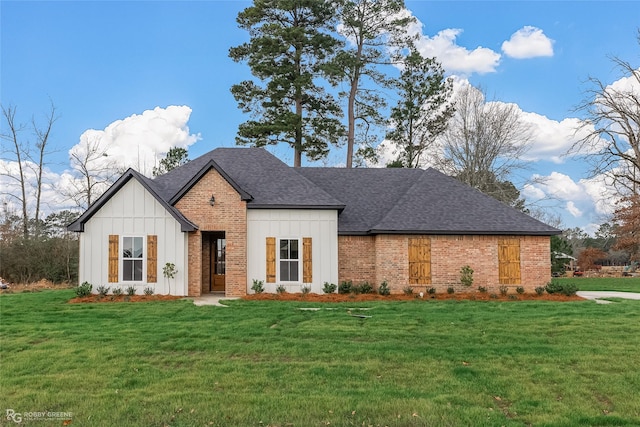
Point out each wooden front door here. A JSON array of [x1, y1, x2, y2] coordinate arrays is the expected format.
[[212, 237, 226, 292]]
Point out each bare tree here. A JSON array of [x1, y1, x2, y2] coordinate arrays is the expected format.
[[29, 102, 58, 236], [436, 84, 533, 207], [1, 105, 30, 238], [572, 32, 640, 195], [63, 134, 121, 209]]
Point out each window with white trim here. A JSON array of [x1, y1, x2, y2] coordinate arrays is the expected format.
[[279, 239, 299, 282], [122, 236, 144, 281]]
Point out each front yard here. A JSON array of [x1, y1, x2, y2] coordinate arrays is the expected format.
[[1, 290, 639, 426]]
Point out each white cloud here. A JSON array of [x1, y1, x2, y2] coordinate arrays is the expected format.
[[566, 201, 582, 217], [501, 26, 554, 59], [414, 28, 501, 75], [69, 105, 200, 177]]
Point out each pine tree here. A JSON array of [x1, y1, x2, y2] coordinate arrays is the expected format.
[[229, 0, 344, 167]]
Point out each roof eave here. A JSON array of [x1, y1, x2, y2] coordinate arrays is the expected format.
[[247, 204, 345, 211]]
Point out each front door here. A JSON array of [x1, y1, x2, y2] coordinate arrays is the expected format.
[[212, 237, 226, 292]]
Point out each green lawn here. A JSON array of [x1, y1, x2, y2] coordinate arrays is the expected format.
[[557, 276, 640, 292], [2, 291, 640, 426]]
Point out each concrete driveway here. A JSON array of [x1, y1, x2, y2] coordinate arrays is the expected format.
[[577, 291, 640, 304]]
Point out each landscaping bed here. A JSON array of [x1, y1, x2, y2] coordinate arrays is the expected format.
[[244, 291, 583, 302]]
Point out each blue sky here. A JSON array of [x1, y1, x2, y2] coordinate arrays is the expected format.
[[1, 1, 639, 233]]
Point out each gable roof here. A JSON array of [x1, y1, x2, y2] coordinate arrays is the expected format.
[[67, 169, 198, 232], [69, 147, 560, 236], [153, 147, 345, 209], [298, 167, 561, 236]]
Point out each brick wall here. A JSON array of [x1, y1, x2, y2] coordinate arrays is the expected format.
[[339, 234, 552, 294], [175, 168, 247, 297]]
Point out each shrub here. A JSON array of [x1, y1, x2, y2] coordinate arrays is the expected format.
[[112, 287, 123, 296], [96, 285, 110, 297], [403, 286, 414, 295], [354, 282, 374, 294], [338, 281, 352, 294], [478, 286, 487, 293], [509, 294, 519, 300], [125, 286, 136, 296], [460, 265, 474, 287], [75, 281, 92, 297], [489, 293, 498, 299], [545, 280, 578, 295], [251, 279, 265, 294], [276, 284, 287, 294], [378, 280, 391, 296], [143, 287, 154, 296], [323, 282, 337, 294], [301, 285, 311, 294], [516, 286, 525, 295], [534, 286, 545, 296], [447, 286, 455, 294], [426, 286, 436, 295], [499, 285, 508, 296], [560, 283, 578, 296]]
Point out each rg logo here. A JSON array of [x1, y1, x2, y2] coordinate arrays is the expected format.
[[6, 409, 22, 423]]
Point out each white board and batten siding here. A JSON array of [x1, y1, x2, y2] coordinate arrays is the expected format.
[[247, 209, 338, 294], [79, 179, 188, 295]]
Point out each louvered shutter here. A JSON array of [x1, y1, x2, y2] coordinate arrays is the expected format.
[[147, 235, 157, 283], [108, 235, 119, 283], [303, 237, 312, 283], [266, 237, 276, 283]]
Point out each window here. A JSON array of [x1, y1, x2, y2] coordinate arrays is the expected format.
[[122, 236, 144, 281], [279, 239, 299, 282]]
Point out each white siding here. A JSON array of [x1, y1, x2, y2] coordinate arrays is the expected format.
[[247, 209, 338, 294], [78, 179, 189, 295]]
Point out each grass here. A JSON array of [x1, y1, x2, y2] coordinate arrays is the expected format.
[[556, 276, 640, 292], [2, 290, 640, 426]]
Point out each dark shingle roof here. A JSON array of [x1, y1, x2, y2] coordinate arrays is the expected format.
[[69, 147, 559, 236], [154, 148, 345, 209], [298, 167, 560, 236]]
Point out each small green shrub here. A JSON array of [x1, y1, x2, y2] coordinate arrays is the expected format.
[[276, 284, 287, 294], [323, 282, 337, 294], [545, 280, 564, 294], [460, 265, 474, 287], [499, 285, 509, 296], [338, 281, 352, 294], [561, 283, 578, 296], [96, 285, 110, 297], [378, 280, 391, 296], [403, 286, 414, 295], [75, 281, 92, 297], [534, 286, 545, 296], [251, 279, 265, 294], [516, 286, 525, 294], [354, 282, 374, 294], [447, 286, 455, 294], [478, 286, 487, 293], [508, 294, 519, 300], [489, 293, 498, 299], [143, 287, 154, 296], [112, 287, 123, 296], [125, 286, 136, 296], [301, 285, 311, 294], [426, 286, 436, 295]]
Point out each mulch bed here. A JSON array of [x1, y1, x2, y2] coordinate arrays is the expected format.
[[243, 292, 584, 302], [68, 295, 183, 303]]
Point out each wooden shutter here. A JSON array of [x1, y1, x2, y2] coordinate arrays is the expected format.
[[108, 235, 119, 283], [499, 238, 521, 284], [408, 238, 431, 284], [303, 237, 312, 283], [147, 235, 157, 283], [266, 237, 276, 283]]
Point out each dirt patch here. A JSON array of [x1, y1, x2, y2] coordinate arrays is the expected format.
[[243, 292, 583, 303], [68, 294, 183, 304], [0, 279, 73, 294]]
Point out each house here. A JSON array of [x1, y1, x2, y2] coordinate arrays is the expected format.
[[68, 147, 560, 296]]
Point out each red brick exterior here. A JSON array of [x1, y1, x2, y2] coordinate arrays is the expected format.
[[175, 169, 247, 298], [338, 234, 551, 294]]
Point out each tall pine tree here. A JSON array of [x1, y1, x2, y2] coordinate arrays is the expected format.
[[229, 0, 344, 167], [385, 50, 454, 168]]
